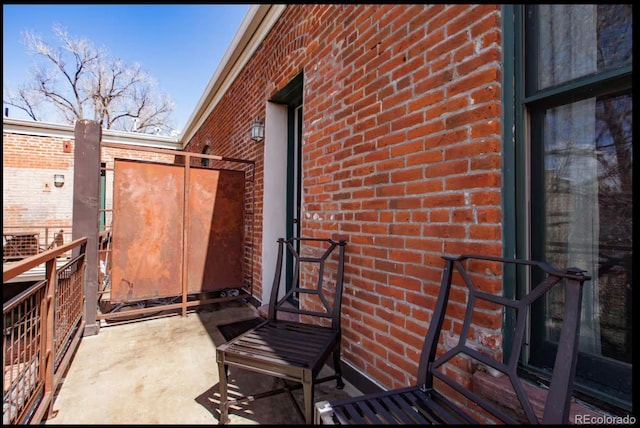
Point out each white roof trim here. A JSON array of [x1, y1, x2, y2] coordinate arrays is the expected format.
[[3, 117, 182, 150], [3, 118, 75, 140], [179, 4, 286, 147]]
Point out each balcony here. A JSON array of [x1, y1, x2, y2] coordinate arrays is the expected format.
[[45, 302, 361, 425], [3, 239, 361, 425]]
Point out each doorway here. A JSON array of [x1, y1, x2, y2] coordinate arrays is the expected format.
[[286, 104, 303, 303], [271, 72, 303, 303]]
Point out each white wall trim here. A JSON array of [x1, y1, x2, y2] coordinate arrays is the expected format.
[[261, 101, 288, 303]]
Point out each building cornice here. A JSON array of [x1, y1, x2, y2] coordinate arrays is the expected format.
[[3, 117, 182, 151]]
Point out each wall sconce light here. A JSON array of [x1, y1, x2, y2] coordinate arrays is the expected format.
[[250, 120, 264, 142], [53, 174, 65, 188]]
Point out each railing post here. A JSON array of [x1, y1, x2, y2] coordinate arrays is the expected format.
[[43, 257, 57, 417], [72, 120, 102, 336]]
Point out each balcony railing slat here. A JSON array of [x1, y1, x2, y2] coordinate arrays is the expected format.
[[3, 237, 87, 425]]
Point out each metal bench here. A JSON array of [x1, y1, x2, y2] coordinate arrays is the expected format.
[[216, 237, 347, 424], [316, 254, 590, 424]]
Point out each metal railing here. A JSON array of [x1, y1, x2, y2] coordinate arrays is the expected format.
[[3, 238, 87, 425], [3, 226, 73, 263]]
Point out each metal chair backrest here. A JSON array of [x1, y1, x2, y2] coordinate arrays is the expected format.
[[267, 237, 347, 330], [416, 254, 590, 424]]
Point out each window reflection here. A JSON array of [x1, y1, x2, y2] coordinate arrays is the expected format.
[[543, 92, 632, 363], [536, 4, 632, 89]]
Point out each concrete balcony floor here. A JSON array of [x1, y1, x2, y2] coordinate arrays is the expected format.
[[45, 300, 361, 425]]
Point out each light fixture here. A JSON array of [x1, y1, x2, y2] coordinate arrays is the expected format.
[[53, 174, 65, 188], [250, 120, 264, 142]]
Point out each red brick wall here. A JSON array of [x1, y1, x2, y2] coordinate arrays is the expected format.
[[3, 131, 75, 231], [3, 130, 175, 236], [185, 3, 503, 411]]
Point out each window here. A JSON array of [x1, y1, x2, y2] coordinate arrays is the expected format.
[[201, 144, 211, 167], [505, 5, 632, 412]]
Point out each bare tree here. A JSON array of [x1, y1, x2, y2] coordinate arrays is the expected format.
[[3, 24, 176, 135]]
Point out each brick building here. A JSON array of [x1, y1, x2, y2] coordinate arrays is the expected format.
[[3, 119, 179, 248], [3, 4, 632, 418], [180, 4, 632, 416]]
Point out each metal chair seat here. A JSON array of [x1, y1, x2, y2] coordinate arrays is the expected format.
[[217, 237, 347, 424], [318, 385, 476, 424], [316, 254, 591, 425], [218, 320, 340, 376]]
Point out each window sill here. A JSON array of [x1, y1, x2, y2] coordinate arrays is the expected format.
[[472, 370, 604, 424]]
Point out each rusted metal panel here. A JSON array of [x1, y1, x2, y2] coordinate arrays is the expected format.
[[187, 167, 245, 293], [111, 159, 184, 302]]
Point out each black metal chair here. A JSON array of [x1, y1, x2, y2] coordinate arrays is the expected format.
[[216, 237, 348, 424], [316, 254, 590, 425]]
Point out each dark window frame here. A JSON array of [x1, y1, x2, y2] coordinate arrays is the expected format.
[[502, 4, 633, 414]]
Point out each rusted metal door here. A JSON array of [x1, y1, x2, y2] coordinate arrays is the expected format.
[[110, 159, 244, 303], [111, 160, 184, 302], [186, 167, 244, 293]]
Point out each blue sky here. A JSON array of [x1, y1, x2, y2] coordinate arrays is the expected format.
[[2, 4, 250, 133]]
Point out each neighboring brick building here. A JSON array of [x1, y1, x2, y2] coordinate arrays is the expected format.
[[3, 125, 75, 230], [3, 119, 179, 248]]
